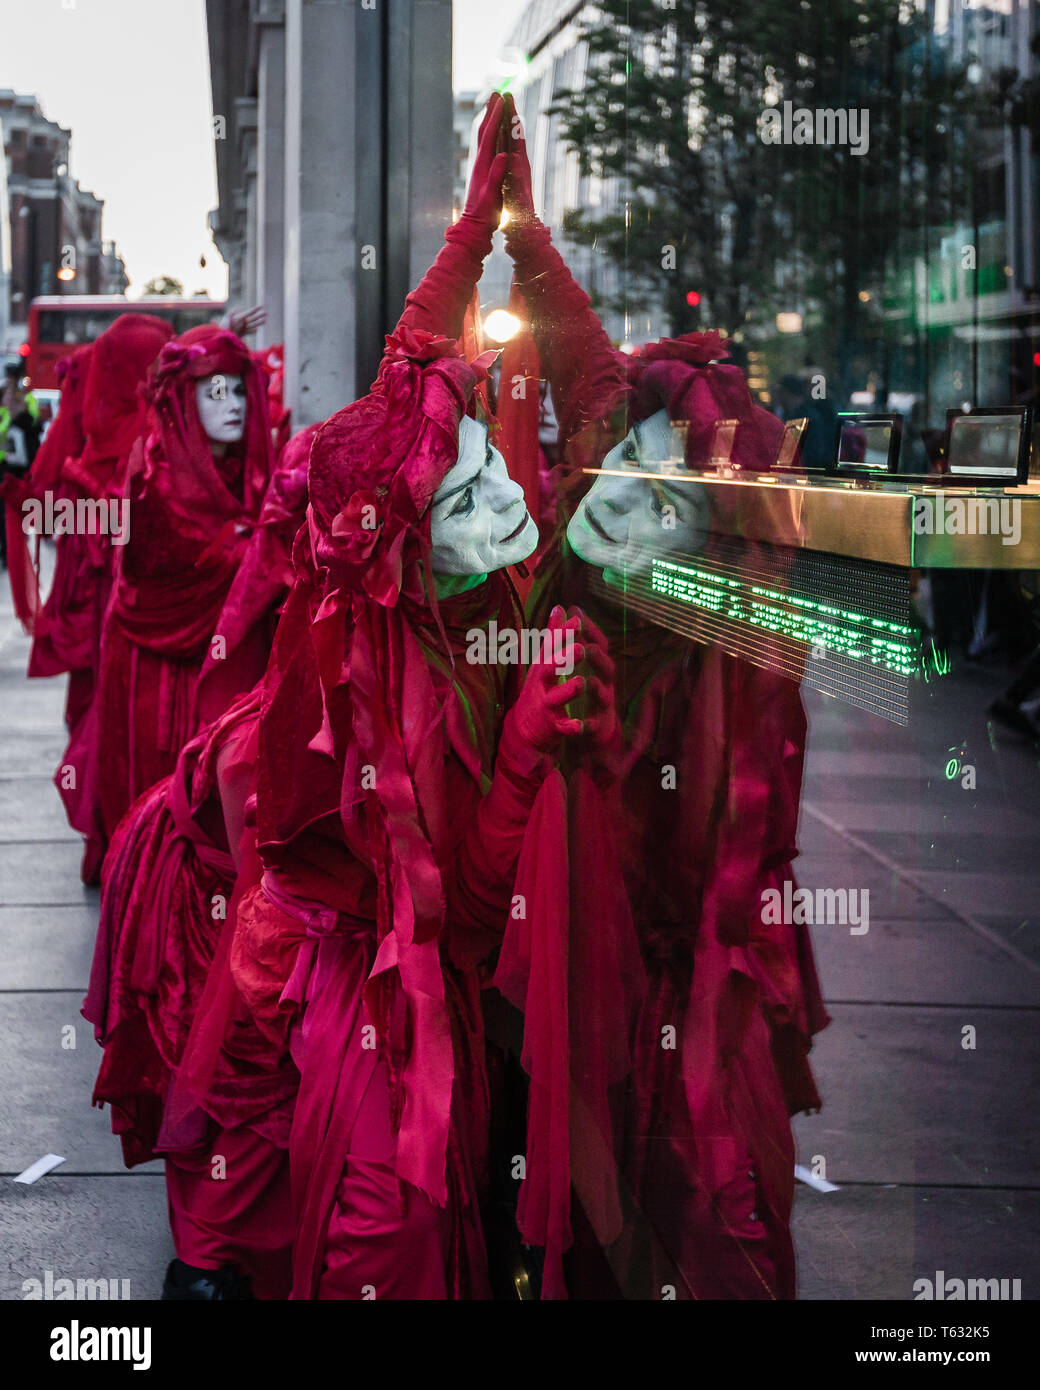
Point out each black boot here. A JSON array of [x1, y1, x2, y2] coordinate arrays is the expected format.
[[162, 1258, 253, 1300]]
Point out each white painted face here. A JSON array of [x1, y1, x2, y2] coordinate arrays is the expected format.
[[194, 373, 246, 444], [429, 415, 538, 575], [567, 408, 710, 579]]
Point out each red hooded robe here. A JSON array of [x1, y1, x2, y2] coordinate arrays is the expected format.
[[93, 325, 274, 846]]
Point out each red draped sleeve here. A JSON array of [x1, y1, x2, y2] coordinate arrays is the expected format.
[[391, 215, 496, 350], [505, 218, 628, 468]]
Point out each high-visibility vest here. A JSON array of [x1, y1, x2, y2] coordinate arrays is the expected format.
[[0, 393, 41, 467]]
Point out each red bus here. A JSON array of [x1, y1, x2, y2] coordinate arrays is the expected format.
[[23, 296, 228, 389]]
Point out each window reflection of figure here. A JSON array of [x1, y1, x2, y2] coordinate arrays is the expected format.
[[498, 97, 828, 1300]]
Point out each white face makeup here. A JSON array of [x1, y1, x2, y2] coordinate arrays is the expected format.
[[194, 373, 247, 445], [429, 415, 538, 576], [567, 407, 710, 579]]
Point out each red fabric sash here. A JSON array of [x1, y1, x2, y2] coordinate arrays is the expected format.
[[4, 480, 38, 632], [494, 771, 571, 1298]]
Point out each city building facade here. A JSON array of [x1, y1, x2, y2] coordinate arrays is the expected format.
[[0, 91, 128, 349], [473, 0, 1039, 425]]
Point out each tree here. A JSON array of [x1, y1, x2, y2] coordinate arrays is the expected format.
[[984, 34, 1040, 155], [141, 275, 185, 297], [549, 0, 972, 395]]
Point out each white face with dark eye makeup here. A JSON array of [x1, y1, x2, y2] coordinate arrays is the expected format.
[[194, 373, 246, 444], [567, 407, 710, 579], [429, 415, 538, 576]]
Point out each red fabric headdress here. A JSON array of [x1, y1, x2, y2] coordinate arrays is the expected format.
[[306, 328, 494, 607], [627, 331, 784, 472], [34, 344, 94, 494], [145, 324, 273, 523], [82, 314, 173, 466], [53, 315, 173, 508]]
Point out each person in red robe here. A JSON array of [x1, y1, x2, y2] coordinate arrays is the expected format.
[[83, 425, 316, 1300], [218, 94, 613, 1301], [36, 315, 173, 881], [93, 324, 275, 851], [491, 104, 828, 1299]]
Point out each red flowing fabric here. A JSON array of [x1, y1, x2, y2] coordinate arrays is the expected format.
[[37, 316, 174, 881], [253, 342, 291, 458], [83, 689, 280, 1161], [492, 772, 572, 1297], [494, 277, 542, 600], [84, 687, 297, 1296], [196, 423, 317, 725], [30, 318, 172, 678], [84, 420, 313, 1283], [164, 1121, 292, 1299], [5, 497, 39, 632], [94, 325, 274, 847]]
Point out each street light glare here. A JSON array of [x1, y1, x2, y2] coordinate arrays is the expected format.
[[484, 309, 522, 343]]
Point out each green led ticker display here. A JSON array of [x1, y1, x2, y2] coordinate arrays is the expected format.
[[650, 557, 921, 678]]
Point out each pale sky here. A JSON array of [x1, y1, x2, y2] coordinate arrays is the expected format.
[[0, 0, 225, 299], [453, 0, 528, 92], [0, 0, 528, 299]]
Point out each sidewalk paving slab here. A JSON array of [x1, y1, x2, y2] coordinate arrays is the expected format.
[[0, 842, 92, 906], [795, 1003, 1040, 1187], [807, 913, 1040, 1007], [0, 905, 104, 991], [0, 992, 162, 1176], [794, 1184, 1039, 1301], [0, 1177, 171, 1302]]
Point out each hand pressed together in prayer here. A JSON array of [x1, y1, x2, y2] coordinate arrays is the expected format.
[[505, 605, 615, 755], [460, 92, 510, 235], [501, 94, 537, 232], [564, 607, 620, 753]]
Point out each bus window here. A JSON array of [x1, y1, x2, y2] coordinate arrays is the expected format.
[[28, 298, 227, 387]]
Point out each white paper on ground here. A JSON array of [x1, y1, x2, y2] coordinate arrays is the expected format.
[[13, 1154, 66, 1185], [794, 1163, 840, 1193]]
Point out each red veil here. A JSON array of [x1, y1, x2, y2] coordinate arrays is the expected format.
[[95, 324, 275, 845], [74, 314, 174, 498], [22, 317, 173, 882]]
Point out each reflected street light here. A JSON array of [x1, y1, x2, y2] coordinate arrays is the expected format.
[[483, 309, 522, 344]]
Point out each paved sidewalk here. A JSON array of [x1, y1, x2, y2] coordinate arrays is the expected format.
[[0, 577, 1037, 1300], [0, 591, 171, 1302], [793, 671, 1040, 1299]]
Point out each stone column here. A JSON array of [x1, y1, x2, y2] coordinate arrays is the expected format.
[[283, 0, 358, 427], [386, 0, 454, 329], [256, 5, 287, 348]]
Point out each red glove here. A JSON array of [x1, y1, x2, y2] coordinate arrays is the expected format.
[[504, 605, 588, 755], [500, 97, 627, 466], [460, 93, 509, 234], [391, 94, 509, 347], [502, 94, 537, 231], [565, 608, 619, 751]]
